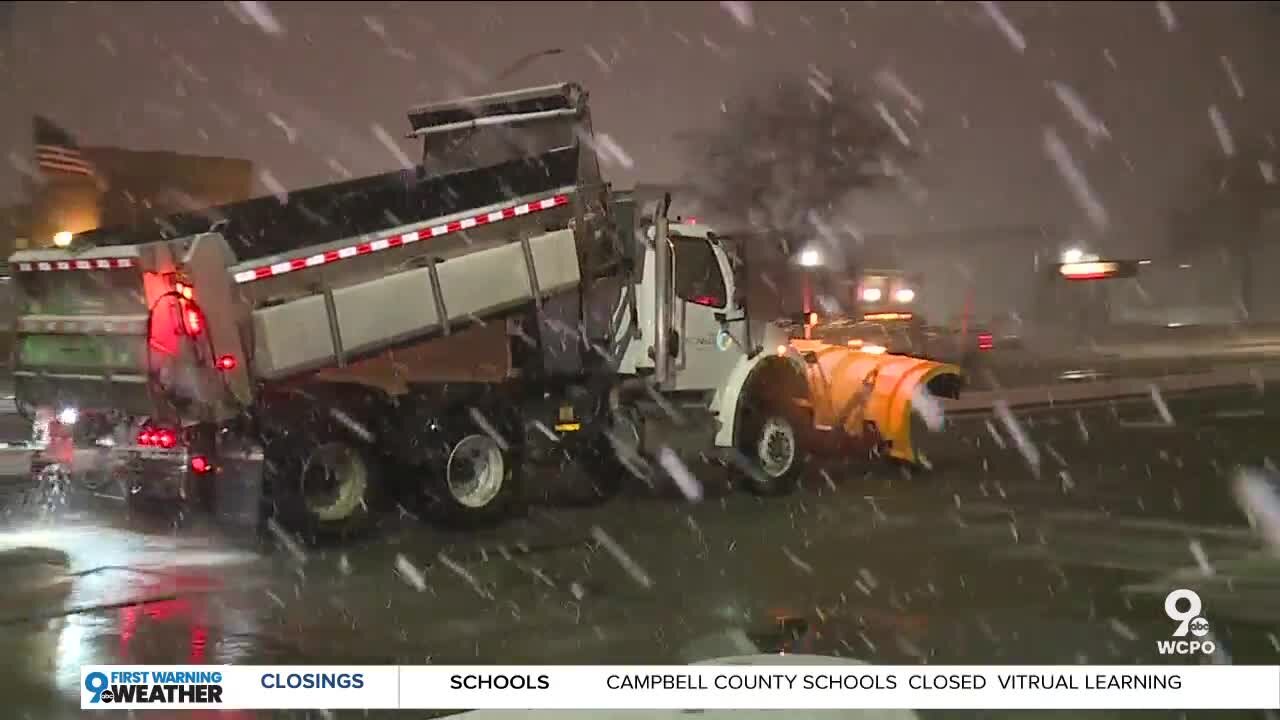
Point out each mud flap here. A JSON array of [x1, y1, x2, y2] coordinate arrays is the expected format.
[[216, 446, 265, 527]]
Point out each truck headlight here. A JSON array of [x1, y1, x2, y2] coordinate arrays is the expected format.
[[57, 407, 79, 426], [861, 288, 882, 302], [895, 288, 915, 303]]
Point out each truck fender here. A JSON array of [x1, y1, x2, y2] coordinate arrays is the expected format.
[[711, 350, 810, 449]]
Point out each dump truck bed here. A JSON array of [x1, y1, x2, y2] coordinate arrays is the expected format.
[[70, 147, 580, 267], [11, 81, 619, 395]]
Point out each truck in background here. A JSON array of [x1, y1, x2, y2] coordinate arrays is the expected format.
[[7, 83, 962, 541]]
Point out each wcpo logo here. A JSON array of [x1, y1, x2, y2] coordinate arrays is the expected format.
[[1158, 588, 1215, 656]]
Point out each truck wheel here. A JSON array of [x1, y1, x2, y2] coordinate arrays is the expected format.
[[736, 408, 806, 496], [429, 432, 523, 528], [267, 429, 380, 542]]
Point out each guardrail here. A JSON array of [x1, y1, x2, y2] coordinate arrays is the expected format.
[[944, 362, 1280, 414]]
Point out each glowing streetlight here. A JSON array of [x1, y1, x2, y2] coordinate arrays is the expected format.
[[798, 248, 822, 267], [53, 231, 73, 248]]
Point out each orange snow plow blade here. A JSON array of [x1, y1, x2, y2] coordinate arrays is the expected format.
[[789, 340, 962, 465]]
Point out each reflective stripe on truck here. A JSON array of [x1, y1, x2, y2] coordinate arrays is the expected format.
[[231, 193, 571, 284]]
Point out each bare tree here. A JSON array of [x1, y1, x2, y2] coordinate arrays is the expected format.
[[685, 73, 913, 260], [1171, 141, 1278, 316]]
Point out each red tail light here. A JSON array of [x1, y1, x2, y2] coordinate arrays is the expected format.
[[977, 332, 994, 351], [190, 456, 212, 474], [138, 427, 179, 448], [216, 354, 237, 370], [184, 307, 203, 335]]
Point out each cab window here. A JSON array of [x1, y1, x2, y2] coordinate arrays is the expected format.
[[672, 236, 726, 308]]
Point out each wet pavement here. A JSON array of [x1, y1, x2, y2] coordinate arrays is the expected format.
[[0, 385, 1278, 718]]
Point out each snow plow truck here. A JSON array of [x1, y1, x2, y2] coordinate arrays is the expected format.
[[7, 82, 963, 540]]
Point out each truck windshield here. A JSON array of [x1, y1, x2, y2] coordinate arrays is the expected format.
[[16, 270, 146, 316]]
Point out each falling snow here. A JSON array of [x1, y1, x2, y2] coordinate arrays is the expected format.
[[1155, 1, 1178, 31], [267, 519, 308, 565], [1050, 82, 1110, 144], [1208, 105, 1235, 157], [329, 408, 374, 442], [874, 102, 912, 148], [258, 169, 288, 205], [1043, 126, 1109, 230], [911, 386, 945, 432], [657, 447, 704, 502], [467, 408, 510, 451], [1188, 540, 1214, 576], [267, 112, 299, 144], [1220, 56, 1245, 99], [979, 1, 1027, 53], [720, 1, 754, 28], [1148, 384, 1175, 426], [372, 123, 415, 170], [995, 400, 1040, 473], [1108, 618, 1139, 642], [237, 1, 285, 36], [874, 69, 924, 113], [595, 133, 634, 169], [394, 553, 428, 592], [591, 526, 653, 589], [1233, 469, 1280, 551], [782, 547, 815, 575]]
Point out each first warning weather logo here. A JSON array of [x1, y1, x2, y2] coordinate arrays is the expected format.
[[85, 670, 224, 705]]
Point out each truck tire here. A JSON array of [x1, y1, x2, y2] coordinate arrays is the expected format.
[[265, 424, 381, 542], [736, 407, 805, 496], [426, 430, 523, 528], [731, 361, 811, 497]]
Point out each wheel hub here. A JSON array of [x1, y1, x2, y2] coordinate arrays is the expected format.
[[302, 442, 367, 522], [446, 434, 505, 508], [757, 416, 796, 478]]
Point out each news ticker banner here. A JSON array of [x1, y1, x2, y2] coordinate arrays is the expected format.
[[81, 665, 1280, 710]]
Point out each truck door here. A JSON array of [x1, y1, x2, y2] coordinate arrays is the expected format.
[[671, 235, 745, 391]]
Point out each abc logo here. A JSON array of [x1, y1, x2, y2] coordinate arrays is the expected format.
[[1187, 617, 1210, 637]]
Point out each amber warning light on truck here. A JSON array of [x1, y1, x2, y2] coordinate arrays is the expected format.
[[1057, 260, 1141, 281], [1060, 261, 1119, 280]]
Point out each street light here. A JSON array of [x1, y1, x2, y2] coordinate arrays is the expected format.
[[798, 248, 822, 267], [1061, 247, 1099, 264], [53, 231, 72, 248]]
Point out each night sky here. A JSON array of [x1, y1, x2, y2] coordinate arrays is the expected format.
[[4, 2, 1280, 256]]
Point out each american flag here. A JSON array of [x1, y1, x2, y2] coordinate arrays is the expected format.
[[34, 115, 97, 178]]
